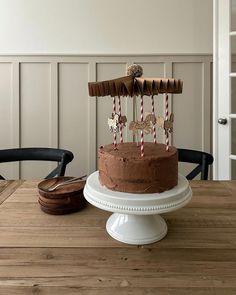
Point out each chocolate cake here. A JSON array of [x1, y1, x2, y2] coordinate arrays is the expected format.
[[98, 142, 178, 194], [89, 64, 183, 194]]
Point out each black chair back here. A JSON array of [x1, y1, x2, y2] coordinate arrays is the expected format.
[[0, 148, 74, 179], [178, 148, 214, 180]]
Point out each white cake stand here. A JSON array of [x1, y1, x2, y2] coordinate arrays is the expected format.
[[84, 171, 192, 245]]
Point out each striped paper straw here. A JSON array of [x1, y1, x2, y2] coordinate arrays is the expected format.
[[151, 95, 157, 144], [135, 96, 139, 147], [118, 96, 123, 143], [113, 97, 117, 149], [140, 95, 144, 157], [165, 93, 169, 151]]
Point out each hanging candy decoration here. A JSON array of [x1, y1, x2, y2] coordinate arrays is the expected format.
[[140, 95, 144, 157], [165, 93, 169, 151], [151, 95, 157, 144]]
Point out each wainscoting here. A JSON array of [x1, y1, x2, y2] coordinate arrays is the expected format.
[[0, 55, 212, 179]]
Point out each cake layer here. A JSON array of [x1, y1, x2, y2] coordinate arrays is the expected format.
[[98, 142, 178, 193]]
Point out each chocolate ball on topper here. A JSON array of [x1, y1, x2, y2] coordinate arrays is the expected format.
[[126, 64, 143, 77]]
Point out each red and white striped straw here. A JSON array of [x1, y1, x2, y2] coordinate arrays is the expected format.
[[113, 97, 117, 149], [118, 96, 123, 143], [140, 95, 144, 157], [135, 96, 139, 147], [165, 93, 169, 151], [151, 95, 157, 144]]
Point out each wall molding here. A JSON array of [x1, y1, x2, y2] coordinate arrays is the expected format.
[[0, 54, 213, 179]]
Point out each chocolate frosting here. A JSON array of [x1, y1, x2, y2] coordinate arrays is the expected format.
[[98, 142, 178, 194]]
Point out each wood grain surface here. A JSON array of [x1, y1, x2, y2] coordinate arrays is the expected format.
[[0, 180, 236, 294]]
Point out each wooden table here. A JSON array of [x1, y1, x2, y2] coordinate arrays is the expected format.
[[0, 180, 236, 295]]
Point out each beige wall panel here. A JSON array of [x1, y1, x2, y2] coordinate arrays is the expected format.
[[59, 63, 89, 177], [96, 63, 128, 150], [0, 63, 13, 149], [0, 55, 212, 180], [0, 63, 15, 178], [20, 63, 51, 179], [172, 62, 204, 178]]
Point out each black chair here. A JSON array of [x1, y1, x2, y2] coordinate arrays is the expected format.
[[178, 148, 214, 180], [0, 148, 74, 180]]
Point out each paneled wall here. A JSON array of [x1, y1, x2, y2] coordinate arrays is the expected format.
[[0, 55, 212, 179]]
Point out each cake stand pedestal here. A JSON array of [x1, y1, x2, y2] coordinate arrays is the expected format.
[[84, 172, 192, 245]]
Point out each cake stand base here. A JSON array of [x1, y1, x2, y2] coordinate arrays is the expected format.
[[84, 171, 192, 245], [106, 213, 167, 245]]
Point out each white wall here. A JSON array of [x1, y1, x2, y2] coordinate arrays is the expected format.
[[0, 0, 213, 54]]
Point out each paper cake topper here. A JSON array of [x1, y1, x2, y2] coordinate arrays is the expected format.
[[156, 113, 174, 133], [108, 113, 127, 133], [88, 64, 183, 156], [129, 113, 156, 136], [88, 76, 183, 97], [108, 113, 120, 133]]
